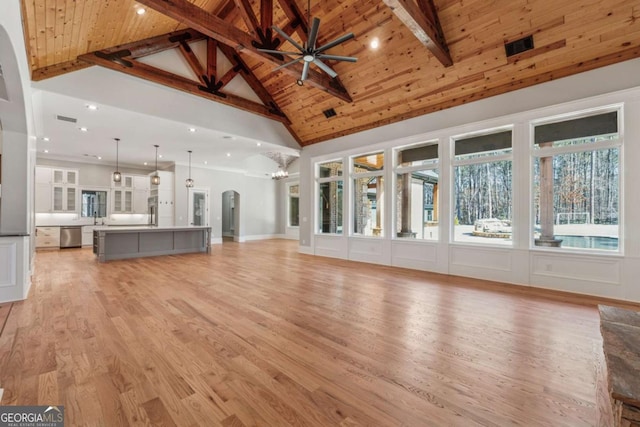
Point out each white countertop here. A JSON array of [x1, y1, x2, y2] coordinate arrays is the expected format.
[[93, 225, 211, 232]]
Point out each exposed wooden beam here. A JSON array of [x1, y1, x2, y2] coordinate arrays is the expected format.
[[206, 38, 218, 80], [232, 0, 260, 35], [178, 41, 207, 85], [217, 67, 240, 89], [383, 0, 452, 67], [78, 52, 289, 123], [103, 29, 207, 59], [260, 0, 273, 32], [276, 0, 308, 41], [31, 59, 92, 81], [217, 43, 288, 120], [31, 29, 209, 81], [136, 0, 352, 102]]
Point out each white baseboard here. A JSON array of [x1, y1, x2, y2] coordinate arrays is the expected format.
[[298, 245, 313, 255], [211, 237, 223, 245], [242, 234, 284, 241]]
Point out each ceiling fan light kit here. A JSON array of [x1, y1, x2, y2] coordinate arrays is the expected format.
[[258, 1, 357, 84]]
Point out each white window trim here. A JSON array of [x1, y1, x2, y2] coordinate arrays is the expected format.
[[529, 105, 624, 253], [451, 130, 515, 247]]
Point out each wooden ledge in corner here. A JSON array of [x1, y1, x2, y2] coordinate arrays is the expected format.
[[599, 305, 640, 426]]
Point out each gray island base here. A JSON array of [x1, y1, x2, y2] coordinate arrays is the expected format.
[[93, 226, 211, 262]]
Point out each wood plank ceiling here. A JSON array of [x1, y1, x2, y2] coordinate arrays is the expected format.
[[20, 0, 640, 146]]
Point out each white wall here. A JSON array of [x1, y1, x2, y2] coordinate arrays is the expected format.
[[299, 58, 640, 303], [0, 0, 37, 302], [173, 163, 281, 242]]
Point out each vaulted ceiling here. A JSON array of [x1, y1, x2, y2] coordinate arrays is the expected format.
[[20, 0, 640, 147]]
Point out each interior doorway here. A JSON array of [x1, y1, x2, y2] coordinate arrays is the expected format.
[[222, 190, 240, 242], [187, 187, 209, 226]]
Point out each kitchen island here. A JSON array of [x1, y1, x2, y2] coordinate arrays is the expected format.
[[93, 226, 211, 262]]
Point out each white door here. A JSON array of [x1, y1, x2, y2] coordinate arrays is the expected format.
[[188, 188, 209, 226]]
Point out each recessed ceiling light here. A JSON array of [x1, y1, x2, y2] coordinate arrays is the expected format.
[[204, 161, 208, 165], [158, 154, 163, 158], [256, 142, 262, 147], [86, 104, 98, 110], [97, 156, 102, 160], [226, 152, 231, 157], [370, 37, 380, 49], [44, 149, 49, 153], [136, 7, 146, 15], [42, 137, 50, 142], [143, 162, 148, 165], [79, 127, 88, 132], [189, 128, 196, 133]]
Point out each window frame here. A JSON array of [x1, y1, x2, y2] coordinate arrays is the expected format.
[[286, 182, 300, 228], [394, 140, 440, 241], [530, 105, 623, 253], [451, 126, 514, 246], [351, 151, 385, 238], [316, 159, 344, 235]]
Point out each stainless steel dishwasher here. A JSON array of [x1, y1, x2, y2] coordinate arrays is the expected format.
[[60, 226, 82, 248]]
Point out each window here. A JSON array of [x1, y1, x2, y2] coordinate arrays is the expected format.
[[317, 161, 343, 234], [353, 152, 384, 236], [288, 184, 299, 227], [453, 129, 513, 245], [395, 142, 439, 240], [532, 109, 620, 251]]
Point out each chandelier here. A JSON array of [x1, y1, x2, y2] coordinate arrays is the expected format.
[[262, 152, 298, 180], [272, 169, 289, 180]]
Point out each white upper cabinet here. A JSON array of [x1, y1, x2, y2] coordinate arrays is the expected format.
[[35, 167, 79, 213], [52, 169, 77, 185], [111, 174, 150, 214]]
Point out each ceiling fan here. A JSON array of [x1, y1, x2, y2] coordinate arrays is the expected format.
[[257, 1, 357, 85]]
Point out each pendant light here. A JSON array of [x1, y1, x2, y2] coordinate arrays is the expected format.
[[112, 138, 122, 183], [186, 150, 194, 188], [151, 144, 160, 185]]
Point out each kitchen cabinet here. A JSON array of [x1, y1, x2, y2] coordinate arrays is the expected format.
[[133, 189, 148, 214], [53, 185, 77, 212], [35, 183, 52, 212], [112, 174, 133, 189], [35, 226, 60, 248], [82, 226, 95, 246], [35, 166, 79, 213], [150, 171, 174, 226], [112, 189, 133, 213], [53, 169, 77, 185], [110, 174, 150, 214]]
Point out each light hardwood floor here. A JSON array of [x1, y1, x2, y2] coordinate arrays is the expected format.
[[0, 240, 635, 426]]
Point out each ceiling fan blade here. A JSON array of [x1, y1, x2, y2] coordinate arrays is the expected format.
[[315, 32, 355, 54], [313, 58, 337, 78], [271, 25, 304, 52], [257, 48, 301, 56], [273, 56, 303, 72], [308, 17, 321, 50], [317, 54, 358, 62], [301, 61, 310, 81]]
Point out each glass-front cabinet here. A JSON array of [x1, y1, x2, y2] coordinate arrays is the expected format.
[[35, 167, 79, 213]]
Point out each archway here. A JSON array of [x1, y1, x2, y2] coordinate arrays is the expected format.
[[221, 190, 240, 242]]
